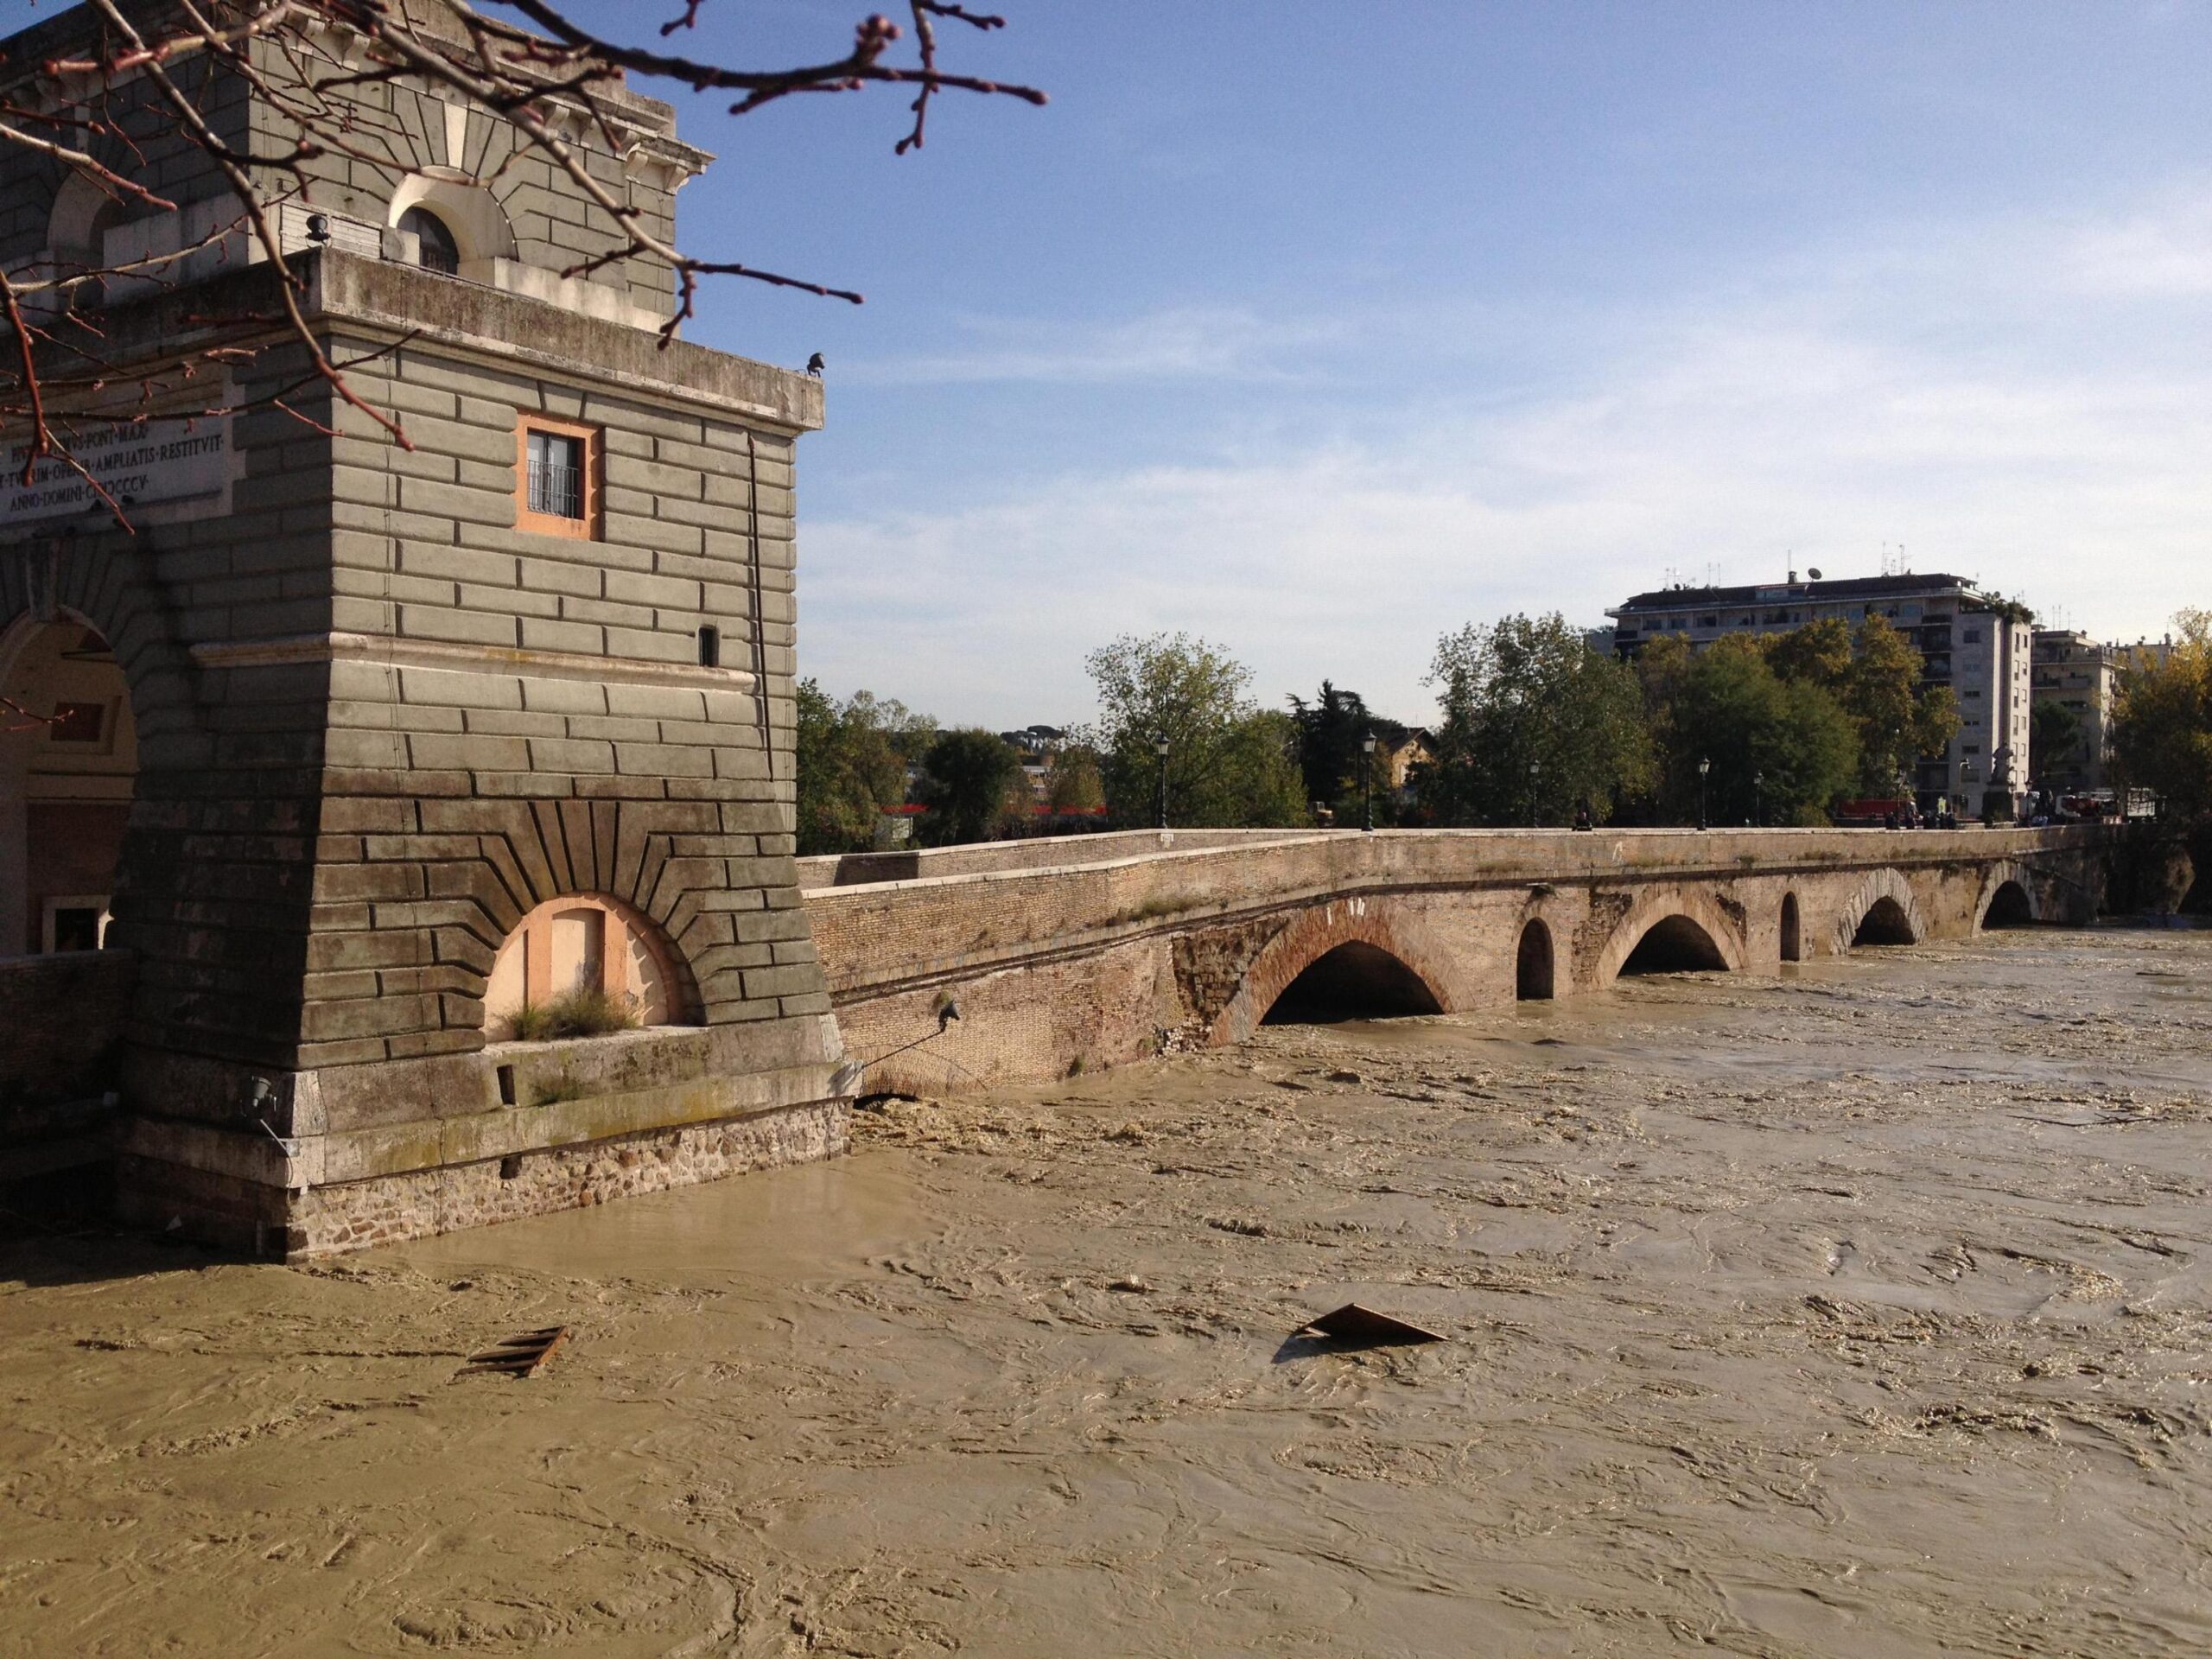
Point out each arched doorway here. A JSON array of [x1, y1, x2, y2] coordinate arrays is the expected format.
[[485, 893, 697, 1039], [1, 615, 137, 955], [1261, 941, 1444, 1025], [1516, 918, 1554, 1000], [1618, 914, 1728, 976], [1779, 893, 1802, 963], [1982, 880, 2033, 929], [1852, 896, 1917, 946]]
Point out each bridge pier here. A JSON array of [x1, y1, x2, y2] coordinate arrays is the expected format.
[[798, 826, 2107, 1096]]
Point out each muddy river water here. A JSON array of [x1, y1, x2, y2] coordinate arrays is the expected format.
[[5, 927, 2212, 1656]]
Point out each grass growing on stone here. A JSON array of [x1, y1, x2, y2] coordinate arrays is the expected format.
[[507, 988, 639, 1042]]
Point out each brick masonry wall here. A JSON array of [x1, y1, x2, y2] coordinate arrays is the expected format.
[[0, 949, 135, 1102]]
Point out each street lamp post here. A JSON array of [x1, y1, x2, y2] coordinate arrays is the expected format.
[[1753, 771, 1764, 828], [1361, 733, 1378, 833], [1529, 758, 1541, 829], [1697, 756, 1711, 831], [1154, 735, 1170, 830]]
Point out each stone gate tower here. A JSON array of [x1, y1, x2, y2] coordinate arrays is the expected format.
[[0, 3, 849, 1254]]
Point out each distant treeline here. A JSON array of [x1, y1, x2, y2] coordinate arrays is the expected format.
[[795, 608, 2212, 855]]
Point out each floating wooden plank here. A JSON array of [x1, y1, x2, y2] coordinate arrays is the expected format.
[[457, 1325, 572, 1380], [1297, 1303, 1445, 1348]]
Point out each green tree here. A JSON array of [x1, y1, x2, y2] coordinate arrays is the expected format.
[[915, 728, 1025, 846], [1421, 613, 1653, 826], [1764, 615, 1957, 793], [1644, 635, 1859, 824], [792, 680, 937, 855], [2031, 699, 2085, 784], [2111, 611, 2212, 820], [1080, 633, 1307, 828], [1287, 680, 1408, 824], [1046, 744, 1106, 811]]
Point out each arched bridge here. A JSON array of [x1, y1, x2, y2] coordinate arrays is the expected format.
[[798, 825, 2105, 1096]]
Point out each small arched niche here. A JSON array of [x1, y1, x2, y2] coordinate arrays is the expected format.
[[1262, 941, 1443, 1025], [1516, 918, 1554, 1001], [1618, 914, 1728, 976], [1982, 880, 2033, 929], [1779, 893, 1802, 963], [1852, 896, 1918, 947], [484, 893, 696, 1039]]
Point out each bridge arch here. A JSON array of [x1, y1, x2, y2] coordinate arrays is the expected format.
[[1594, 887, 1747, 984], [1975, 861, 2041, 929], [1216, 899, 1455, 1042], [1516, 915, 1555, 1000], [1834, 868, 1929, 951]]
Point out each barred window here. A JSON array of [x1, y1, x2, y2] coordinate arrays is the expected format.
[[398, 206, 461, 275], [527, 429, 584, 519], [515, 416, 598, 539]]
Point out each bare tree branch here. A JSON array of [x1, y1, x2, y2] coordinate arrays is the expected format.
[[0, 0, 1045, 525]]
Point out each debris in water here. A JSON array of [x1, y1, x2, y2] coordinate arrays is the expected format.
[[1297, 1303, 1446, 1348], [458, 1325, 572, 1380], [1109, 1275, 1150, 1294]]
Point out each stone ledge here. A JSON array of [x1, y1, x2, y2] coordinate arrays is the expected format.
[[192, 631, 760, 695]]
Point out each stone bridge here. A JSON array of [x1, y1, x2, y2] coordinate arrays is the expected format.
[[798, 825, 2105, 1097]]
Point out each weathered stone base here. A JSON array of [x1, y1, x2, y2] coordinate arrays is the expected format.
[[289, 1097, 849, 1257], [117, 1096, 849, 1259]]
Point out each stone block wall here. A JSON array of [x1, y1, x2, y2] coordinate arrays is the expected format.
[[2, 244, 842, 1255], [0, 4, 690, 319], [0, 8, 252, 268]]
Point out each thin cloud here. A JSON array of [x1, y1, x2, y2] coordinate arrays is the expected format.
[[846, 305, 1335, 385]]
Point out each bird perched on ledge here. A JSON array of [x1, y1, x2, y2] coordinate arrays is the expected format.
[[806, 352, 825, 378]]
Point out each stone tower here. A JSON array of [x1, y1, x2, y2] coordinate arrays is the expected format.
[[0, 2, 849, 1254]]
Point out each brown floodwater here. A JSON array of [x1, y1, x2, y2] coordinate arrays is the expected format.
[[5, 926, 2211, 1657]]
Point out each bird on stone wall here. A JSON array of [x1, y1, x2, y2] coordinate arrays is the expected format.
[[805, 352, 824, 378]]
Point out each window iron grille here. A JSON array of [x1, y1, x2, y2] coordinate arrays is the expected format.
[[526, 430, 585, 519]]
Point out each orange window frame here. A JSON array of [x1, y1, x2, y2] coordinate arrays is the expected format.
[[515, 412, 602, 540]]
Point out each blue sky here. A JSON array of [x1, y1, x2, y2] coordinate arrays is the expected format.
[[607, 5, 2201, 725]]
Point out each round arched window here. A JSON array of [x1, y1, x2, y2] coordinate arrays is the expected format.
[[398, 206, 461, 275]]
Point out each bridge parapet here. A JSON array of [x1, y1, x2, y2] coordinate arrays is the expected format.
[[804, 825, 2107, 1096]]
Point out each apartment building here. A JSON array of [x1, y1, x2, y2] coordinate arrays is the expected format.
[[2029, 630, 2118, 791]]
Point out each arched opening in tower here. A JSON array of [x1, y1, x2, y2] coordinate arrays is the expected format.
[[1, 617, 137, 955], [1779, 893, 1802, 962], [1516, 918, 1554, 1000], [1618, 914, 1728, 976], [1852, 896, 1918, 946], [1262, 941, 1443, 1025], [1982, 880, 2034, 929]]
